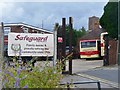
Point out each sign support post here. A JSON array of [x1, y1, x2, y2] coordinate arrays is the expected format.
[[53, 23, 59, 68], [0, 22, 4, 63], [0, 22, 4, 90]]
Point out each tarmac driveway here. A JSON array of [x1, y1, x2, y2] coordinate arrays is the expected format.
[[66, 59, 103, 74]]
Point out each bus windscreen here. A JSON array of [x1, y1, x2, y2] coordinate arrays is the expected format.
[[81, 41, 96, 48]]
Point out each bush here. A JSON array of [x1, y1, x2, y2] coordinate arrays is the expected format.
[[3, 59, 63, 88]]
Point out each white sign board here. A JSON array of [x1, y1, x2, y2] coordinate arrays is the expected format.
[[8, 33, 54, 56]]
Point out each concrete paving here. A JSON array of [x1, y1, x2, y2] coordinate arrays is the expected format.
[[60, 74, 117, 88], [65, 59, 103, 73], [35, 59, 118, 88], [61, 59, 119, 89]]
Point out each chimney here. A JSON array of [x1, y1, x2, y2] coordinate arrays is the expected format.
[[88, 16, 100, 31]]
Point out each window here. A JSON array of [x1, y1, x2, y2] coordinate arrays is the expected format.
[[23, 28, 28, 33], [4, 27, 11, 35], [37, 31, 39, 33], [41, 32, 45, 34], [81, 41, 96, 48]]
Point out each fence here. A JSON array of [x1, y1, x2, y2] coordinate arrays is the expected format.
[[109, 39, 118, 65], [60, 81, 101, 90]]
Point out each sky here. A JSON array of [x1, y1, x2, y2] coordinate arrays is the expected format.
[[0, 0, 109, 31]]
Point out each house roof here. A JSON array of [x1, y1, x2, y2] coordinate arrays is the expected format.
[[80, 28, 106, 40], [3, 22, 53, 34]]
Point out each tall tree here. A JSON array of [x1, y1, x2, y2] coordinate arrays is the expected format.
[[65, 25, 86, 46], [100, 0, 118, 39]]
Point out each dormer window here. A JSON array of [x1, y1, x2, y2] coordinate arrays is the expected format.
[[32, 30, 37, 33], [41, 32, 44, 34], [37, 31, 39, 33], [32, 30, 35, 32], [23, 28, 28, 33]]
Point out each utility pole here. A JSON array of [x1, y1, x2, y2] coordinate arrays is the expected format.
[[69, 17, 73, 75], [41, 20, 44, 29]]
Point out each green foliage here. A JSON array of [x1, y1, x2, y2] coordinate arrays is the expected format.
[[100, 1, 118, 39], [3, 60, 63, 88], [66, 26, 86, 46], [2, 44, 74, 88]]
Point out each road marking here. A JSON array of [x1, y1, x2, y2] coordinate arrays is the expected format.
[[77, 73, 118, 88]]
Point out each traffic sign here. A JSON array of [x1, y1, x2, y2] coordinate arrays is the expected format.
[[58, 37, 63, 43]]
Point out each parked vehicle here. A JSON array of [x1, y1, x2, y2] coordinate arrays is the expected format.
[[79, 32, 108, 59]]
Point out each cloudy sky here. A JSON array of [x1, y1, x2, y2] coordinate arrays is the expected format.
[[0, 0, 109, 31]]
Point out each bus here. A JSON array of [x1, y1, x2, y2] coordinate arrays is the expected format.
[[79, 32, 108, 59], [80, 39, 101, 59], [100, 32, 108, 57]]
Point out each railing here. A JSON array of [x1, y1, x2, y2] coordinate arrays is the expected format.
[[60, 81, 101, 90]]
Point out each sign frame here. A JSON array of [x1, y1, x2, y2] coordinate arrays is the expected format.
[[8, 33, 54, 56]]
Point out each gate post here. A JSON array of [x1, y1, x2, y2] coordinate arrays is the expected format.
[[104, 34, 109, 66], [69, 17, 73, 75], [62, 18, 66, 72]]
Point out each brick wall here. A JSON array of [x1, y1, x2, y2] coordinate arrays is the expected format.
[[109, 39, 118, 65]]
